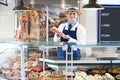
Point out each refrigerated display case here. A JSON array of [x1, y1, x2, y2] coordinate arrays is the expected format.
[[21, 43, 120, 80], [12, 3, 120, 80], [1, 0, 119, 79], [0, 42, 120, 80], [0, 43, 22, 80]]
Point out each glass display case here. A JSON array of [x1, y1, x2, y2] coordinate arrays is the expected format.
[[21, 43, 120, 80], [0, 43, 22, 80], [1, 0, 120, 80], [0, 42, 120, 80], [11, 0, 120, 80]]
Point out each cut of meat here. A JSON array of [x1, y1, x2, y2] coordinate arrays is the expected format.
[[51, 26, 65, 37]]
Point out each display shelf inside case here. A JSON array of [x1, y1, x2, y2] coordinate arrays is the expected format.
[[39, 57, 120, 70], [39, 56, 120, 64]]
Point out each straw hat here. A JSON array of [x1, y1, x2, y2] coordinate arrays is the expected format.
[[64, 7, 81, 15]]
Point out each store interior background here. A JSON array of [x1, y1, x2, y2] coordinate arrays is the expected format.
[[0, 0, 120, 56]]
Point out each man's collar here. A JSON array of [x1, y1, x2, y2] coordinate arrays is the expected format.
[[67, 22, 77, 26]]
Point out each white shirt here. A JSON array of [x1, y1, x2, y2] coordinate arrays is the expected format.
[[53, 22, 86, 45]]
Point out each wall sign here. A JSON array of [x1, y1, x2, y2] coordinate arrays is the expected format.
[[0, 0, 8, 6], [98, 5, 120, 44]]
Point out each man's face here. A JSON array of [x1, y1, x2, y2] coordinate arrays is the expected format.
[[67, 11, 78, 22]]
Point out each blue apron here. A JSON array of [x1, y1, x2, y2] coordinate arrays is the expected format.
[[58, 25, 81, 60]]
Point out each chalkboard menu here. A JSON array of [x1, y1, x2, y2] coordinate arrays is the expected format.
[[98, 5, 120, 43]]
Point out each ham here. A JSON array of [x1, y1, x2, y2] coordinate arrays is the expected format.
[[51, 26, 65, 37]]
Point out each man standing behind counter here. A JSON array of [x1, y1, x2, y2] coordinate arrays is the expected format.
[[53, 7, 86, 60]]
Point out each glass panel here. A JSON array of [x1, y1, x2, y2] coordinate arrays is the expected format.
[[0, 43, 21, 79], [15, 0, 79, 45]]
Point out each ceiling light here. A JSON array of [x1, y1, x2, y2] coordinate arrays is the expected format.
[[13, 0, 30, 11], [83, 0, 104, 10]]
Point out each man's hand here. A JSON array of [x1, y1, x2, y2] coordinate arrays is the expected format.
[[62, 35, 70, 40]]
